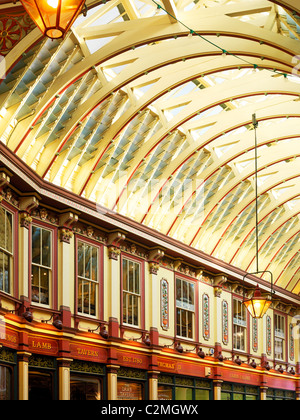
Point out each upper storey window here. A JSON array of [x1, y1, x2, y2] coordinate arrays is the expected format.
[[0, 207, 13, 294], [31, 226, 52, 305], [122, 258, 141, 327], [274, 314, 285, 361], [233, 298, 247, 351], [77, 241, 99, 317], [176, 278, 195, 339]]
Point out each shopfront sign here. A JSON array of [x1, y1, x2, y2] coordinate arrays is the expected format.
[[70, 343, 107, 363], [118, 350, 149, 369], [0, 317, 19, 349], [28, 336, 58, 356]]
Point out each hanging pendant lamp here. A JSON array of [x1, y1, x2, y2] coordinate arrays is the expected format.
[[20, 0, 86, 39], [242, 114, 274, 318]]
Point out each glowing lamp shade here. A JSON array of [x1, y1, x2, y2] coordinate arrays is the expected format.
[[243, 285, 272, 319], [20, 0, 85, 39]]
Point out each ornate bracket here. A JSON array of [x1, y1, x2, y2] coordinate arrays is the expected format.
[[148, 248, 165, 275], [213, 274, 227, 297], [107, 231, 126, 260], [0, 171, 10, 198], [59, 211, 79, 243], [19, 195, 39, 229]]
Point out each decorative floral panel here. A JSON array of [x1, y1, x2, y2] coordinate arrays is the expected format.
[[203, 294, 210, 340], [0, 10, 36, 56], [160, 278, 169, 331], [289, 323, 294, 361], [266, 315, 272, 356], [252, 318, 258, 353], [222, 300, 228, 345]]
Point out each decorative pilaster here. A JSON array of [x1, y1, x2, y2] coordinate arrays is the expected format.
[[58, 212, 78, 318], [17, 351, 31, 400], [213, 380, 223, 401], [148, 370, 160, 400], [57, 357, 73, 400], [106, 232, 126, 332], [260, 386, 268, 401], [107, 365, 120, 400], [18, 196, 39, 301]]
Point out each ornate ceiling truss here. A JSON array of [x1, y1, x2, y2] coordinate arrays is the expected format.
[[1, 0, 300, 294]]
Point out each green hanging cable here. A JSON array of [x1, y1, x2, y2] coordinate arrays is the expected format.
[[151, 0, 291, 79]]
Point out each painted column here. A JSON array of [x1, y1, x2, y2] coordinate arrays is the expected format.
[[107, 365, 119, 400], [107, 231, 126, 337], [58, 212, 78, 324], [17, 351, 31, 400], [19, 196, 39, 301], [213, 380, 223, 401], [148, 371, 159, 400], [260, 386, 268, 401], [57, 358, 72, 400]]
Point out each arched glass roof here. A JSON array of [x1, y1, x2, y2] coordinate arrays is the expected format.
[[1, 0, 300, 294]]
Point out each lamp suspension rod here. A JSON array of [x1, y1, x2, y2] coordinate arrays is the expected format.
[[252, 113, 259, 273]]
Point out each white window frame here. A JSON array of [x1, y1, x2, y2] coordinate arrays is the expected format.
[[274, 313, 285, 361], [122, 258, 141, 327], [31, 225, 52, 307], [233, 298, 247, 351], [77, 240, 99, 317], [0, 207, 13, 295], [176, 278, 195, 340]]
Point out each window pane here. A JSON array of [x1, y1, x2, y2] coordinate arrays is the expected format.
[[4, 253, 10, 294], [0, 209, 5, 249], [176, 308, 181, 336], [127, 294, 133, 324], [123, 259, 128, 291], [176, 278, 182, 305], [221, 392, 231, 401], [129, 262, 134, 292], [85, 245, 91, 279], [40, 268, 49, 305], [123, 293, 128, 324], [42, 229, 51, 267], [189, 283, 194, 307], [0, 366, 12, 400], [158, 385, 173, 400], [78, 279, 83, 313], [133, 294, 139, 326], [90, 281, 96, 316], [32, 227, 41, 265], [70, 376, 101, 400], [83, 281, 90, 314], [175, 387, 193, 400], [91, 247, 98, 281], [32, 265, 40, 302], [29, 372, 52, 400], [117, 381, 143, 400], [195, 389, 210, 400], [187, 311, 193, 339], [134, 263, 140, 294], [78, 243, 84, 278], [6, 212, 12, 253]]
